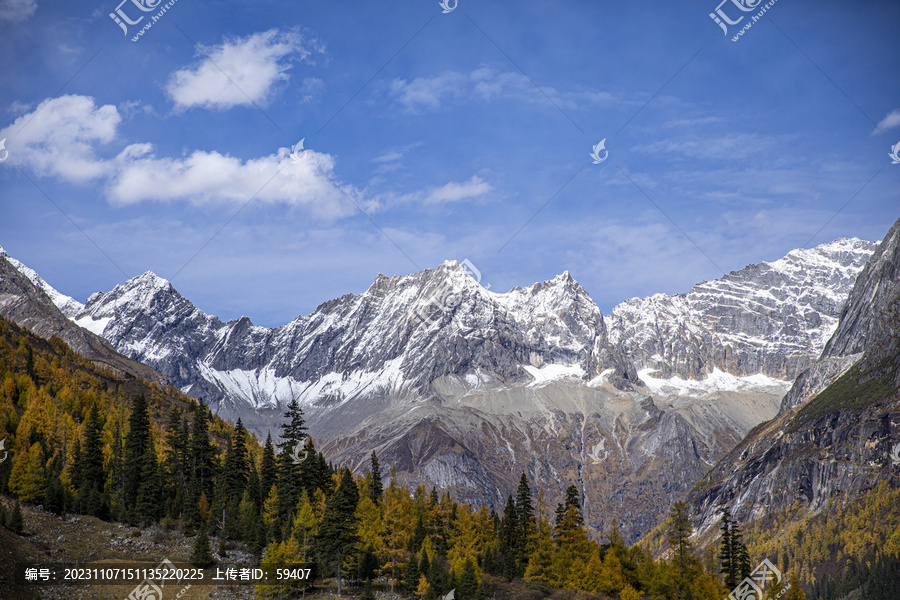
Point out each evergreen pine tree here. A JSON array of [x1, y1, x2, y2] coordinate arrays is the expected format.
[[299, 437, 321, 497], [358, 543, 379, 581], [499, 495, 518, 580], [223, 418, 249, 502], [562, 485, 583, 526], [106, 419, 125, 521], [315, 450, 334, 496], [360, 578, 376, 600], [316, 467, 358, 597], [190, 523, 215, 567], [410, 514, 427, 553], [190, 401, 217, 498], [44, 454, 67, 515], [720, 508, 736, 590], [370, 451, 383, 504], [135, 445, 161, 524], [9, 500, 24, 534], [458, 555, 480, 600], [276, 398, 308, 525], [164, 406, 188, 518], [123, 395, 152, 520], [183, 474, 201, 533], [80, 404, 107, 517], [515, 473, 535, 576], [277, 398, 308, 453], [260, 433, 278, 502], [404, 555, 420, 592], [419, 552, 431, 586], [731, 522, 751, 580], [667, 501, 695, 600]]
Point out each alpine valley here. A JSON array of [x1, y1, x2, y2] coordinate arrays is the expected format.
[[0, 234, 881, 545]]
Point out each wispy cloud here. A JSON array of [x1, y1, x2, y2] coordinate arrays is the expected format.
[[0, 0, 37, 22], [364, 176, 493, 212], [872, 109, 900, 135], [415, 176, 493, 205], [387, 67, 625, 113], [633, 133, 793, 161], [166, 29, 324, 111]]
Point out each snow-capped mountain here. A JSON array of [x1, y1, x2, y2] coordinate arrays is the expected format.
[[608, 238, 875, 381], [3, 237, 876, 542], [66, 263, 638, 432]]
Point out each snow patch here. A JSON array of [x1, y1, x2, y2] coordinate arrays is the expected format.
[[200, 357, 407, 412], [74, 315, 111, 336], [523, 363, 585, 386], [638, 367, 791, 397]]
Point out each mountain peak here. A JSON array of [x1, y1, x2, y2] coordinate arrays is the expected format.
[[108, 270, 174, 302], [132, 270, 171, 288]]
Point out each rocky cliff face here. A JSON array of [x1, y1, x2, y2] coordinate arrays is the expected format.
[[823, 220, 900, 375], [686, 219, 900, 538], [2, 237, 876, 542]]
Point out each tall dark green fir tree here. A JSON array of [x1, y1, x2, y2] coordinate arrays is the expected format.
[[260, 433, 278, 502], [317, 467, 359, 597], [276, 398, 307, 521], [498, 494, 519, 580], [190, 400, 218, 498], [78, 404, 107, 517], [515, 472, 535, 574], [370, 451, 383, 504], [720, 508, 736, 590], [123, 395, 152, 522], [164, 406, 189, 518], [223, 418, 249, 502], [667, 501, 695, 600]]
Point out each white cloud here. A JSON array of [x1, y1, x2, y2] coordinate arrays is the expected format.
[[106, 145, 355, 219], [1, 94, 491, 220], [872, 109, 900, 135], [166, 29, 323, 110], [0, 94, 352, 218], [0, 0, 37, 22], [0, 95, 120, 182]]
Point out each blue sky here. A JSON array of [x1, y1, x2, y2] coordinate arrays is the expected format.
[[1, 0, 898, 327]]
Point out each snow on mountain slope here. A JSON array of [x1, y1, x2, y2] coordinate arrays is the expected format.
[[68, 261, 637, 426], [0, 247, 85, 318], [607, 237, 876, 381]]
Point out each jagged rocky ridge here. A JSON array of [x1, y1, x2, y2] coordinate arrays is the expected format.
[[2, 237, 876, 542], [687, 219, 900, 538], [607, 238, 875, 381]]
